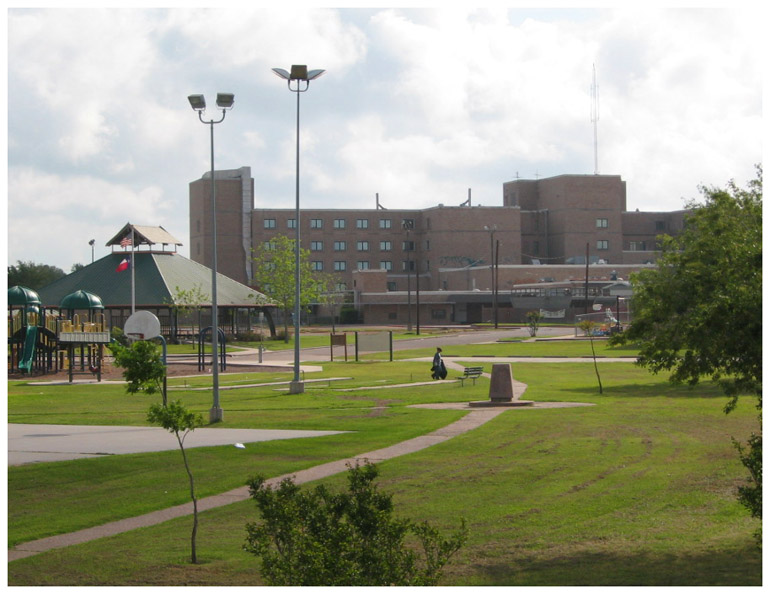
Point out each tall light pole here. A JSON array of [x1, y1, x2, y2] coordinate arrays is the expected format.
[[272, 65, 325, 395], [188, 92, 234, 423]]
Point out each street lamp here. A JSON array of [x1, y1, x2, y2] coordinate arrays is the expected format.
[[272, 65, 325, 395], [188, 91, 234, 422]]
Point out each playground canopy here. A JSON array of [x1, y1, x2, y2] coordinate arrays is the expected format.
[[60, 290, 104, 311], [8, 285, 41, 307]]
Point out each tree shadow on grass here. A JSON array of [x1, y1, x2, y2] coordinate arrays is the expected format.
[[557, 381, 727, 401], [468, 541, 761, 586]]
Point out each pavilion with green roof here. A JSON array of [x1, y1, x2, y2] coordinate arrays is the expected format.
[[36, 224, 276, 341]]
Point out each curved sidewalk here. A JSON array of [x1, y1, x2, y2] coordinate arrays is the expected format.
[[8, 405, 510, 562]]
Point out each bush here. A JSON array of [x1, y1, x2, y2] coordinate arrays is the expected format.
[[110, 326, 129, 347], [339, 305, 359, 324], [526, 310, 544, 337], [734, 431, 762, 547], [244, 462, 467, 586]]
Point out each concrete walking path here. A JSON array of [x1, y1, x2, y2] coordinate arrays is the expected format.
[[8, 405, 512, 562]]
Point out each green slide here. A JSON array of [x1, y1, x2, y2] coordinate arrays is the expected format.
[[18, 325, 38, 372]]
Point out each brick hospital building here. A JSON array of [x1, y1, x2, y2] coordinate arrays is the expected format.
[[190, 167, 687, 324]]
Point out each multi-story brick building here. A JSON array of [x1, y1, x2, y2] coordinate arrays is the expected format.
[[190, 167, 687, 298]]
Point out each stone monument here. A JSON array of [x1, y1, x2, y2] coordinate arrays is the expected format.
[[469, 363, 534, 407]]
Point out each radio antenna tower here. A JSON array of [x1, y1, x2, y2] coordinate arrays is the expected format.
[[591, 63, 599, 175]]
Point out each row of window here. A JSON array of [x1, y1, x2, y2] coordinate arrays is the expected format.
[[263, 281, 349, 293], [597, 218, 666, 232], [262, 240, 419, 252], [264, 217, 414, 230], [308, 260, 423, 272]]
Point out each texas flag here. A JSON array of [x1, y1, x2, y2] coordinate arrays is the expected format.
[[116, 258, 130, 272]]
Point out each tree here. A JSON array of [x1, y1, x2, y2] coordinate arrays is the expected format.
[[612, 165, 761, 542], [244, 462, 468, 586], [7, 260, 65, 290], [613, 167, 761, 403], [251, 235, 327, 342], [110, 339, 166, 404], [112, 340, 203, 561], [166, 284, 209, 343], [147, 401, 204, 564], [578, 320, 604, 394], [313, 271, 346, 332]]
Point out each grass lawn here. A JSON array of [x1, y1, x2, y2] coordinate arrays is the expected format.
[[7, 351, 761, 586]]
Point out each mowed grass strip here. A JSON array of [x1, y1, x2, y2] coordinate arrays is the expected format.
[[7, 361, 474, 425], [7, 361, 761, 586], [8, 362, 469, 546]]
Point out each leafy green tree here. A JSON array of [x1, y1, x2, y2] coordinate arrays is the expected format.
[[112, 340, 203, 561], [166, 284, 209, 343], [612, 165, 762, 542], [7, 260, 65, 290], [252, 235, 326, 342], [613, 167, 761, 403], [244, 462, 468, 586], [147, 401, 205, 563], [110, 339, 166, 403]]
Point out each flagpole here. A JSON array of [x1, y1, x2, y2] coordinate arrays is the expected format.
[[130, 226, 135, 314]]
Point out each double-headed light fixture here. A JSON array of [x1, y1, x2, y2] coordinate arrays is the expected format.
[[271, 65, 325, 395], [187, 91, 235, 423]]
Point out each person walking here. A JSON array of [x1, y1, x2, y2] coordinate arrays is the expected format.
[[431, 347, 447, 380]]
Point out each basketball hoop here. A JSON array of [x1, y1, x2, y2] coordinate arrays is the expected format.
[[124, 311, 161, 341]]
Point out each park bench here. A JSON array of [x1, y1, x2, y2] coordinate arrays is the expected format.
[[457, 366, 484, 386]]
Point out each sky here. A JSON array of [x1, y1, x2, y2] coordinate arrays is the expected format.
[[5, 5, 764, 273]]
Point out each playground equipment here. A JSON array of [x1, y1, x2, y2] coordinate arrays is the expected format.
[[58, 290, 111, 382], [8, 286, 112, 381], [8, 286, 59, 375]]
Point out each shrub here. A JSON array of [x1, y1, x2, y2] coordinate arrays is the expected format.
[[244, 462, 467, 586], [526, 310, 544, 337]]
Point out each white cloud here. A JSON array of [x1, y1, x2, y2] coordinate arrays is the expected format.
[[167, 7, 367, 74], [7, 168, 183, 269], [6, 7, 762, 271]]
